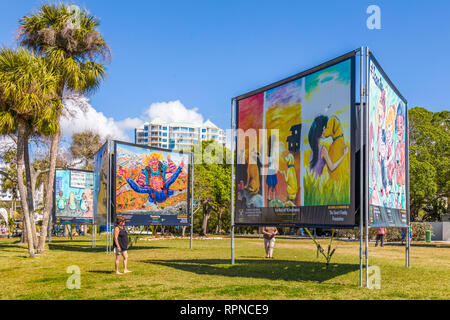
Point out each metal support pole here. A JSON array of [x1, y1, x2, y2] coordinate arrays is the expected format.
[[406, 104, 411, 268], [359, 46, 364, 287], [92, 220, 96, 249], [231, 98, 235, 265], [408, 225, 411, 267], [365, 47, 370, 286], [190, 154, 194, 249], [106, 140, 111, 254], [406, 225, 410, 267]]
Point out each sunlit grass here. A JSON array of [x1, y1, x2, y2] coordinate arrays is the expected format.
[[0, 235, 449, 300]]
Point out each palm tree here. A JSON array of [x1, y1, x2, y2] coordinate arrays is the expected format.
[[0, 47, 61, 257], [70, 130, 104, 170], [18, 3, 110, 253]]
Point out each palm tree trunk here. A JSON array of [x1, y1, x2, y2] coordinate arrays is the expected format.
[[20, 218, 27, 244], [16, 119, 35, 257], [38, 131, 60, 253], [24, 140, 38, 249]]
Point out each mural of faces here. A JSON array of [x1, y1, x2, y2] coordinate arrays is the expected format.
[[369, 60, 407, 211]]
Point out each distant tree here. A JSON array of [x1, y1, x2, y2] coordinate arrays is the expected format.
[[70, 131, 103, 170], [194, 161, 215, 236], [213, 163, 230, 234], [409, 107, 449, 221], [193, 140, 230, 236]]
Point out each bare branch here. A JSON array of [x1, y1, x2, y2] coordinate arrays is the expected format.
[[0, 169, 13, 180], [7, 134, 17, 144]]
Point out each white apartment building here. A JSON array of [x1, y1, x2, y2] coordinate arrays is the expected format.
[[0, 163, 43, 208], [0, 164, 16, 202], [135, 118, 226, 151]]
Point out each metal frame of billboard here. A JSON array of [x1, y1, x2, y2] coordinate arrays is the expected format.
[[233, 49, 360, 101], [91, 140, 111, 250], [230, 48, 411, 284], [232, 48, 359, 229], [97, 140, 194, 253], [111, 140, 193, 226], [50, 167, 96, 248]]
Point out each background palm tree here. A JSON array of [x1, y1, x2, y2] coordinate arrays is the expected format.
[[70, 130, 104, 170], [17, 3, 111, 253], [0, 47, 61, 257]]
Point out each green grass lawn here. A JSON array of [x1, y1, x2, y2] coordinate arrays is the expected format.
[[0, 235, 449, 300]]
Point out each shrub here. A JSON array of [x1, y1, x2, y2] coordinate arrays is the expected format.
[[336, 228, 359, 239], [411, 222, 432, 241], [335, 222, 432, 241]]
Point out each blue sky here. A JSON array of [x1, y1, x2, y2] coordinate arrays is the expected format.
[[1, 0, 449, 141]]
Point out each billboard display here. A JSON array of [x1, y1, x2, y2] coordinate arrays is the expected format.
[[114, 141, 191, 226], [235, 51, 356, 227], [53, 169, 94, 224], [368, 53, 408, 227], [93, 142, 109, 225]]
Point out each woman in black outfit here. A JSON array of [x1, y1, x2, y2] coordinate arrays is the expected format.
[[114, 215, 131, 274]]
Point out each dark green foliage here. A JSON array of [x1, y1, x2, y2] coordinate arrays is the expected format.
[[409, 107, 449, 221]]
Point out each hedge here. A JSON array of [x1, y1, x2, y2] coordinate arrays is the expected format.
[[336, 222, 433, 241]]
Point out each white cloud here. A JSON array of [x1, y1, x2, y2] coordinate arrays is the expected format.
[[61, 95, 130, 141], [144, 100, 203, 125], [60, 97, 206, 143], [116, 117, 144, 130]]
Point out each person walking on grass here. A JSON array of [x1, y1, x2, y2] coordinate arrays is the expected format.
[[262, 226, 278, 259], [375, 227, 386, 247], [114, 215, 132, 274], [402, 226, 413, 245]]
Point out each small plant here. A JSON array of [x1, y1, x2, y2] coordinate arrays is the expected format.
[[304, 228, 337, 268]]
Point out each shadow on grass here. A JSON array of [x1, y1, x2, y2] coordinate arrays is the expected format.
[[0, 243, 28, 250], [378, 242, 450, 249], [48, 243, 170, 253], [412, 243, 449, 248], [87, 270, 114, 274], [141, 258, 359, 283]]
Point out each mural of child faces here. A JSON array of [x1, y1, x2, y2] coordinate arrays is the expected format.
[[377, 129, 388, 202], [369, 60, 407, 212], [54, 170, 94, 218], [385, 105, 396, 183], [395, 103, 406, 208], [81, 189, 93, 213], [369, 122, 380, 206], [377, 89, 386, 131]]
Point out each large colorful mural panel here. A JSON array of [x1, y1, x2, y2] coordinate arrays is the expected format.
[[368, 55, 408, 227], [114, 142, 190, 225], [93, 142, 109, 225], [54, 169, 94, 224], [235, 54, 356, 227]]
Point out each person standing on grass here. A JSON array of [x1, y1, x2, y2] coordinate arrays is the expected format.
[[262, 226, 278, 259], [113, 215, 132, 274], [375, 227, 386, 247], [401, 227, 406, 245]]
